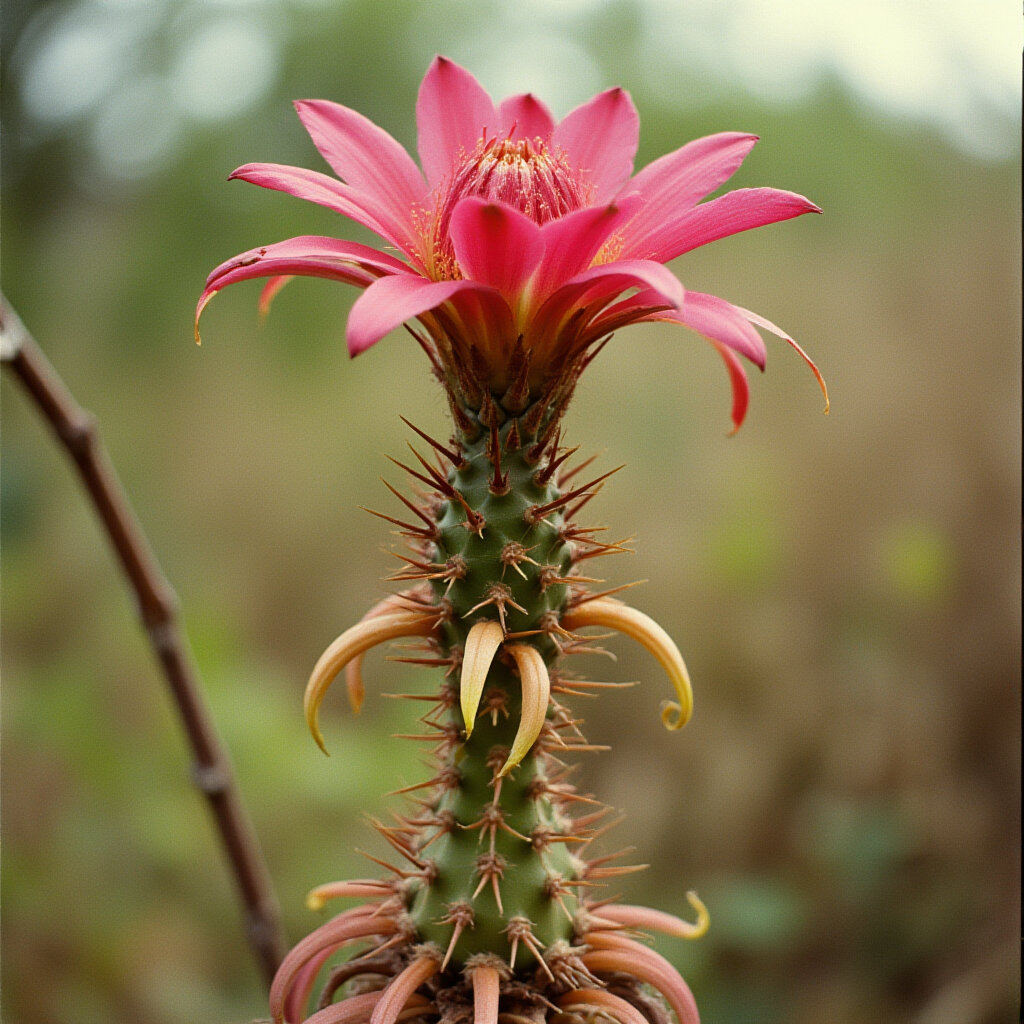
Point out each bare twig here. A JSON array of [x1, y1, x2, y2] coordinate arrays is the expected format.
[[1, 295, 286, 987]]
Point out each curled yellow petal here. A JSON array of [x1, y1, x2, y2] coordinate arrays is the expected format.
[[499, 644, 550, 777], [591, 891, 709, 940], [346, 590, 426, 715], [345, 658, 366, 715], [305, 611, 436, 754], [461, 620, 505, 738], [561, 598, 693, 730]]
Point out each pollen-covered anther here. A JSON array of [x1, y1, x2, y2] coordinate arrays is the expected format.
[[500, 541, 539, 580], [304, 610, 439, 754], [498, 644, 551, 777], [464, 583, 526, 631], [460, 620, 505, 737], [561, 598, 694, 730]]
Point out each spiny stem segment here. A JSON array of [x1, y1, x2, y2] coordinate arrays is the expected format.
[[282, 406, 703, 1020]]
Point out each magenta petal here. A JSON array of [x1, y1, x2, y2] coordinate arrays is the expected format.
[[196, 236, 410, 340], [740, 306, 829, 413], [417, 56, 495, 187], [618, 132, 759, 257], [712, 339, 751, 434], [530, 194, 643, 300], [658, 290, 767, 367], [346, 273, 497, 356], [527, 259, 682, 353], [294, 100, 426, 228], [553, 87, 639, 201], [449, 198, 544, 302], [496, 93, 555, 142], [230, 162, 417, 254], [642, 187, 822, 263]]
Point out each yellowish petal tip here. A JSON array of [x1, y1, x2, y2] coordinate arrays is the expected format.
[[659, 699, 691, 731], [461, 620, 505, 738], [499, 644, 550, 777], [684, 891, 710, 939], [564, 599, 693, 732], [305, 892, 326, 912]]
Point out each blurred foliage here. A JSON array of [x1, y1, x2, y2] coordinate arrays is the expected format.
[[2, 2, 1020, 1023]]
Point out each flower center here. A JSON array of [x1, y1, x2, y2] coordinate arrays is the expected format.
[[426, 136, 591, 280], [452, 137, 588, 225]]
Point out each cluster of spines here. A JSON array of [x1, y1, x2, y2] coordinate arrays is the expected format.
[[286, 410, 699, 1023]]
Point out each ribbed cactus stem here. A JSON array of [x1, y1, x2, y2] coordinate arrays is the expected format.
[[401, 408, 585, 966], [409, 664, 579, 964]]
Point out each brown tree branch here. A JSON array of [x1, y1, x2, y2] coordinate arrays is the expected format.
[[1, 295, 286, 987]]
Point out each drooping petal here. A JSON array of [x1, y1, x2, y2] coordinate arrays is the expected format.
[[529, 195, 642, 302], [294, 98, 427, 232], [270, 908, 398, 1023], [304, 610, 438, 753], [582, 941, 701, 1024], [577, 286, 679, 345], [304, 993, 434, 1024], [302, 991, 383, 1024], [557, 989, 650, 1024], [449, 198, 544, 305], [618, 132, 759, 257], [342, 590, 431, 715], [657, 290, 767, 368], [229, 162, 418, 254], [284, 947, 336, 1024], [711, 339, 751, 435], [590, 891, 710, 939], [471, 965, 501, 1024], [417, 56, 495, 187], [499, 644, 551, 776], [641, 186, 822, 264], [306, 878, 394, 911], [346, 274, 504, 357], [460, 619, 506, 737], [561, 598, 693, 730], [526, 259, 683, 362], [740, 306, 830, 414], [553, 87, 640, 201], [368, 954, 440, 1024], [496, 92, 556, 142], [195, 236, 410, 342]]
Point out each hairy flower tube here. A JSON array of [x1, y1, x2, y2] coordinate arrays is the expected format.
[[200, 57, 824, 1024]]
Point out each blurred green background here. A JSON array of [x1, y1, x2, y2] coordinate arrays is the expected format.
[[2, 1, 1020, 1022]]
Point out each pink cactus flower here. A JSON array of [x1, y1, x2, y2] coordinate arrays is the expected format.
[[197, 56, 826, 430]]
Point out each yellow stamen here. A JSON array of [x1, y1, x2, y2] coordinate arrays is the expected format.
[[499, 644, 551, 776], [461, 620, 505, 738], [561, 598, 693, 729], [305, 611, 437, 754]]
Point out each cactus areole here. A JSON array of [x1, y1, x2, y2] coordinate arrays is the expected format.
[[199, 56, 824, 1024]]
